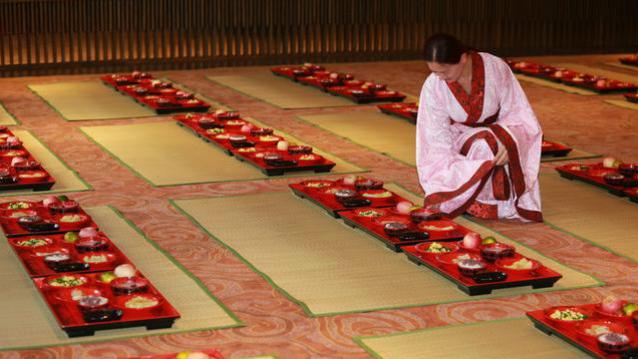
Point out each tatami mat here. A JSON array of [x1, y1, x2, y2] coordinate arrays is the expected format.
[[81, 121, 365, 187], [298, 112, 599, 166], [604, 99, 638, 112], [29, 82, 156, 121], [172, 191, 599, 317], [207, 73, 356, 109], [0, 130, 91, 197], [355, 318, 585, 359], [541, 170, 638, 261], [0, 103, 18, 125], [0, 206, 241, 350]]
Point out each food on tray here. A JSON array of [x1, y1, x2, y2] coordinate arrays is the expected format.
[[395, 201, 414, 215], [356, 209, 384, 217], [354, 178, 384, 190], [215, 134, 230, 140], [16, 237, 50, 247], [237, 147, 256, 153], [79, 227, 98, 238], [421, 222, 456, 232], [383, 222, 408, 236], [226, 120, 245, 126], [82, 254, 109, 263], [333, 189, 357, 200], [585, 324, 613, 336], [114, 263, 136, 278], [240, 124, 254, 133], [601, 296, 623, 314], [99, 272, 117, 284], [205, 128, 225, 135], [457, 258, 486, 276], [503, 257, 534, 270], [276, 140, 289, 151], [597, 332, 630, 353], [342, 174, 356, 185], [251, 127, 274, 136], [426, 242, 455, 253], [177, 352, 212, 359], [451, 253, 473, 264], [288, 145, 312, 154], [44, 252, 71, 264], [303, 181, 332, 188], [48, 275, 87, 287], [6, 201, 31, 210], [8, 210, 36, 218], [124, 295, 159, 309], [298, 154, 318, 161], [481, 236, 497, 245], [410, 208, 442, 222], [64, 232, 79, 243], [549, 308, 588, 321], [480, 243, 515, 261], [19, 172, 46, 179], [2, 150, 25, 157], [361, 190, 392, 198], [111, 276, 149, 295], [259, 135, 280, 142], [75, 236, 109, 252], [78, 295, 109, 311], [602, 156, 621, 169], [623, 302, 637, 316], [59, 214, 85, 223], [462, 232, 482, 249]]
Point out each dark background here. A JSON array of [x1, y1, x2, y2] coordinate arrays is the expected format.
[[1, 0, 637, 76]]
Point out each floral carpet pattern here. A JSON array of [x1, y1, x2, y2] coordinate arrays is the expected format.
[[0, 53, 636, 358]]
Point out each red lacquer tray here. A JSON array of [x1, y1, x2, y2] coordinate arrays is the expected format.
[[296, 72, 355, 91], [403, 242, 562, 295], [327, 86, 406, 104], [562, 77, 637, 94], [7, 232, 132, 277], [289, 178, 408, 217], [541, 140, 573, 157], [101, 73, 211, 114], [339, 207, 471, 252], [624, 93, 638, 104], [377, 103, 418, 123], [175, 112, 250, 155], [0, 127, 56, 192], [625, 188, 638, 204], [0, 199, 97, 237], [556, 163, 638, 197], [233, 149, 336, 176], [271, 64, 324, 81], [619, 56, 638, 67], [527, 303, 638, 358], [33, 271, 180, 337], [131, 349, 225, 359]]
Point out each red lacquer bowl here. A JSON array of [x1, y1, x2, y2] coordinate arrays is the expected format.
[[544, 306, 591, 328], [114, 293, 163, 315]]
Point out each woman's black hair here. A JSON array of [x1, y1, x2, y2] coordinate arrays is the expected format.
[[423, 33, 468, 64]]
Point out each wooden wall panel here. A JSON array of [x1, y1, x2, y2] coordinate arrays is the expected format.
[[0, 0, 636, 76]]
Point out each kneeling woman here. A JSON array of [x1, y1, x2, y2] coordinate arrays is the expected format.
[[416, 33, 542, 222]]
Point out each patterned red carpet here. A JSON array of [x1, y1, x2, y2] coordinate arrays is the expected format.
[[0, 53, 637, 358]]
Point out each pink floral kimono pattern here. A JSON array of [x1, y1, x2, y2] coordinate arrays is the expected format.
[[416, 52, 543, 222]]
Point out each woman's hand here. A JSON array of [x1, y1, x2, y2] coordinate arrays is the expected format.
[[494, 143, 509, 166]]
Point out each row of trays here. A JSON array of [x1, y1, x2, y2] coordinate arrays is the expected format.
[[507, 60, 638, 97], [174, 111, 336, 176], [556, 160, 638, 202], [290, 177, 563, 295], [376, 103, 573, 158], [0, 126, 56, 192], [1, 197, 180, 337], [528, 299, 638, 358], [101, 71, 211, 114], [620, 55, 638, 67], [271, 63, 407, 104]]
